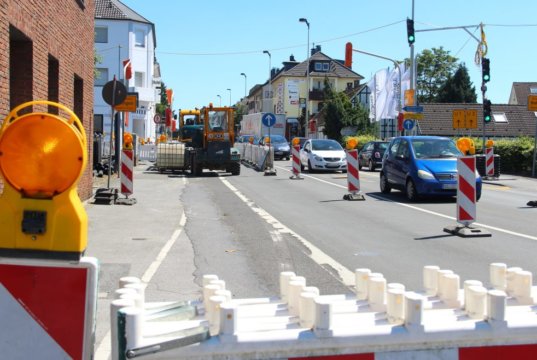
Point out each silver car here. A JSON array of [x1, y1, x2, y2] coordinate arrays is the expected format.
[[300, 139, 347, 173]]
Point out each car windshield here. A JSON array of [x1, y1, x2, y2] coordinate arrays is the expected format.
[[264, 135, 287, 144], [411, 139, 461, 159], [311, 139, 343, 151]]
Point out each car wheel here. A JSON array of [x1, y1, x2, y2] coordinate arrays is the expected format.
[[406, 179, 418, 201], [368, 160, 375, 172], [300, 162, 305, 171], [476, 191, 481, 202], [380, 172, 391, 194], [308, 160, 315, 173]]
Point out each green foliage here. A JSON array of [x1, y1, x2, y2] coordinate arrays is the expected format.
[[233, 103, 246, 129], [493, 137, 534, 175], [436, 63, 477, 103], [343, 134, 379, 150], [155, 81, 169, 115], [93, 49, 103, 78], [405, 47, 458, 103]]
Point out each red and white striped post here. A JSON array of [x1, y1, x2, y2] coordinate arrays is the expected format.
[[485, 147, 494, 178], [118, 149, 137, 205], [289, 145, 303, 180], [457, 156, 476, 226], [344, 149, 365, 201]]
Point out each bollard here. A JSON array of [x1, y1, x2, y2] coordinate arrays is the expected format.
[[111, 299, 135, 360], [513, 270, 533, 304], [203, 284, 222, 314], [423, 266, 440, 296], [209, 295, 227, 335], [279, 271, 296, 302], [215, 289, 232, 302], [119, 276, 141, 288], [203, 274, 219, 287], [314, 299, 333, 337], [354, 268, 371, 300], [124, 283, 146, 308], [387, 289, 405, 324], [209, 279, 226, 291], [466, 286, 487, 319], [220, 303, 238, 336], [288, 277, 306, 316], [289, 145, 303, 180], [121, 306, 144, 350], [120, 292, 144, 309], [436, 270, 454, 298], [490, 263, 507, 290], [488, 290, 507, 322], [506, 267, 523, 296], [387, 283, 405, 292], [369, 277, 387, 312], [463, 280, 483, 310], [299, 292, 318, 328], [114, 287, 138, 299], [440, 274, 461, 307], [404, 293, 424, 329]]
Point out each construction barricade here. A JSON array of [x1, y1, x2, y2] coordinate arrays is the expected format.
[[343, 149, 364, 201], [289, 143, 303, 180], [110, 262, 537, 359]]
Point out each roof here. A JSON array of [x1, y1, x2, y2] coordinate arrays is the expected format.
[[95, 0, 156, 46], [274, 51, 363, 81], [509, 82, 537, 105], [417, 103, 536, 138]]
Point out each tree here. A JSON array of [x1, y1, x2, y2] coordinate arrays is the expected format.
[[436, 63, 477, 103], [406, 47, 458, 103], [155, 81, 169, 115]]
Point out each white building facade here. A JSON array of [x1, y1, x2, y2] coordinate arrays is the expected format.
[[94, 0, 159, 141]]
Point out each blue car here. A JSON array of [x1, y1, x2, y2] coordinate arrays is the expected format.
[[379, 136, 482, 201]]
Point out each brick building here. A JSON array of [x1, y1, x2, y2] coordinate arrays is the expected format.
[[0, 0, 95, 200]]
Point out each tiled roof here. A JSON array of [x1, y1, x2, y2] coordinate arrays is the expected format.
[[275, 52, 363, 81], [95, 0, 151, 23], [509, 82, 537, 105], [417, 103, 536, 138]]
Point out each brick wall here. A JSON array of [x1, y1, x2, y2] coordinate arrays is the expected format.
[[0, 0, 95, 200]]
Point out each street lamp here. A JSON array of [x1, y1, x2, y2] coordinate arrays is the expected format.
[[240, 73, 247, 98], [263, 50, 271, 113], [217, 94, 221, 107], [299, 18, 310, 137], [226, 88, 231, 107]]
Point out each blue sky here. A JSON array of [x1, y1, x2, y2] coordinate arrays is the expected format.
[[121, 0, 537, 111]]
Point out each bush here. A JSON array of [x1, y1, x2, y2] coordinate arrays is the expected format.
[[342, 134, 379, 150]]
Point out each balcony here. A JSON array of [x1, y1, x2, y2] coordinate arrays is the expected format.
[[309, 89, 326, 101]]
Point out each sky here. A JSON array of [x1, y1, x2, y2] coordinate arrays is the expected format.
[[120, 0, 537, 111]]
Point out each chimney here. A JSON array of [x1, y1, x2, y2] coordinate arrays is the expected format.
[[311, 45, 321, 56]]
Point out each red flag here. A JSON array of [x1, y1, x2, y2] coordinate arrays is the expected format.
[[165, 108, 172, 127], [123, 59, 132, 80]]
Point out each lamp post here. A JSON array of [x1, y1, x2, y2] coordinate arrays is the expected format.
[[226, 88, 231, 107], [263, 50, 271, 113], [299, 18, 310, 137], [217, 94, 221, 107], [240, 73, 247, 98]]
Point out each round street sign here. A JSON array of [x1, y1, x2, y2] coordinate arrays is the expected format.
[[262, 113, 276, 127], [153, 114, 162, 124], [102, 80, 127, 106], [403, 119, 415, 130]]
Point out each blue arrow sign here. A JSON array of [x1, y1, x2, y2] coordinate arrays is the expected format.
[[262, 113, 276, 127], [403, 119, 415, 130], [403, 105, 424, 113]]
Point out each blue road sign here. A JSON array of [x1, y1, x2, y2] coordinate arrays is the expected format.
[[403, 119, 415, 130], [262, 113, 276, 127], [403, 105, 424, 113]]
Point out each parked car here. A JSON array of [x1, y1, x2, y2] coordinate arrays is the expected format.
[[380, 136, 482, 201], [300, 139, 347, 173], [260, 134, 290, 160], [237, 134, 257, 144], [358, 141, 389, 171]]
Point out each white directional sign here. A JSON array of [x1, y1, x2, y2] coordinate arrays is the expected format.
[[262, 113, 276, 127]]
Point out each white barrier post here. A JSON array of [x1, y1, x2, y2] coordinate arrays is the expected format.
[[343, 149, 365, 201], [355, 268, 371, 300], [289, 144, 303, 180]]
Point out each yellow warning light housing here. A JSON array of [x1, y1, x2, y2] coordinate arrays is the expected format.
[[292, 137, 300, 146], [486, 139, 494, 148], [264, 136, 271, 144], [456, 137, 475, 156], [0, 101, 87, 260], [346, 138, 358, 150], [159, 134, 167, 143], [124, 132, 133, 150]]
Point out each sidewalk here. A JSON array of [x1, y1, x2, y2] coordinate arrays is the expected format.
[[84, 161, 199, 359]]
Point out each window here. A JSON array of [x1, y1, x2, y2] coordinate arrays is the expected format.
[[95, 27, 108, 43], [135, 72, 144, 87], [74, 75, 84, 123], [135, 29, 145, 47], [94, 114, 104, 133], [493, 112, 508, 123], [323, 63, 330, 71], [530, 87, 537, 94], [48, 55, 59, 114], [314, 62, 323, 71], [95, 68, 108, 86]]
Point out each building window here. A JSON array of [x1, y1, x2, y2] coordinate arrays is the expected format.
[[95, 27, 108, 43], [95, 68, 108, 86], [530, 87, 537, 94], [135, 72, 144, 87], [135, 29, 145, 47], [74, 75, 84, 123], [314, 63, 323, 71], [493, 113, 508, 123], [323, 63, 330, 71], [48, 55, 59, 114], [94, 114, 104, 133]]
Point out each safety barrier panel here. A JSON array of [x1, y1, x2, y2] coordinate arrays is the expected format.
[[289, 145, 302, 180], [138, 144, 157, 162], [485, 147, 494, 177], [343, 149, 364, 200], [236, 143, 273, 171], [457, 156, 476, 226], [111, 262, 537, 359], [121, 149, 134, 196]]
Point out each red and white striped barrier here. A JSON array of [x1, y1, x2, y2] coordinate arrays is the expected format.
[[289, 145, 303, 180], [344, 149, 364, 200], [457, 156, 476, 226], [485, 147, 494, 177], [121, 149, 134, 196]]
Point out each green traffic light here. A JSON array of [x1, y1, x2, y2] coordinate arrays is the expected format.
[[484, 115, 491, 122], [483, 74, 490, 81], [408, 35, 415, 42]]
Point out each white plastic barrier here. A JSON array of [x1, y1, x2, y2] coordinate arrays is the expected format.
[[138, 144, 157, 162], [112, 263, 537, 359], [237, 143, 273, 171]]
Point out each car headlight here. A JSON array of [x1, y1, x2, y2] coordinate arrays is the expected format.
[[418, 169, 435, 180], [313, 155, 323, 161]]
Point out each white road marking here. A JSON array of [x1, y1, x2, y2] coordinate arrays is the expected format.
[[220, 177, 355, 287], [274, 165, 537, 241], [94, 212, 187, 360]]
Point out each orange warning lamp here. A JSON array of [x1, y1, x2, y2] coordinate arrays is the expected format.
[[346, 138, 358, 150], [456, 137, 475, 156], [0, 101, 87, 260], [292, 138, 300, 146], [124, 132, 133, 150], [159, 134, 167, 143], [486, 139, 494, 148]]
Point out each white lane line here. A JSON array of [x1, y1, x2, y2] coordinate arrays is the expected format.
[[274, 165, 537, 241], [220, 177, 355, 287], [94, 212, 187, 360]]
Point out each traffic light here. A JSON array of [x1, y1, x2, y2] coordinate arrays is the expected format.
[[483, 99, 492, 123], [406, 18, 415, 45], [482, 57, 490, 82]]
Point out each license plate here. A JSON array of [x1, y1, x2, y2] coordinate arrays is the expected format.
[[442, 183, 457, 190]]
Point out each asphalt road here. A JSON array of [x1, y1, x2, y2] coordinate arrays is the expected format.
[[85, 159, 537, 359]]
